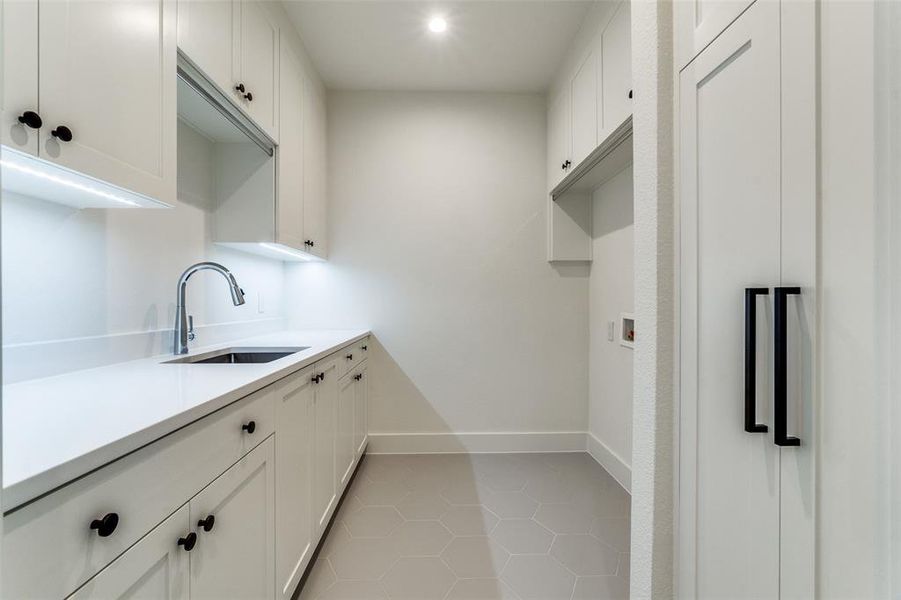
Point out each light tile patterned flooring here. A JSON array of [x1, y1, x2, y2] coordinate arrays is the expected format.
[[299, 453, 630, 600]]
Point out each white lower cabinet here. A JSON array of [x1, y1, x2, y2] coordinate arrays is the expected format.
[[68, 506, 190, 600], [275, 366, 315, 600], [337, 372, 356, 488], [311, 354, 340, 535], [189, 437, 275, 600], [3, 338, 369, 600]]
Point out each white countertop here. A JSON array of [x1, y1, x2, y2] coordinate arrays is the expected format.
[[2, 329, 369, 510]]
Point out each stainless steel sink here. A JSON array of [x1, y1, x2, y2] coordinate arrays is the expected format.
[[164, 347, 309, 365]]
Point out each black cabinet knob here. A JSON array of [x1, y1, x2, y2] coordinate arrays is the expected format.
[[17, 110, 42, 129], [243, 92, 253, 102], [346, 354, 353, 360], [242, 420, 256, 434], [51, 125, 73, 142], [628, 89, 633, 99], [312, 373, 321, 384], [90, 512, 119, 537], [361, 345, 368, 351], [354, 373, 362, 381], [178, 532, 198, 551], [197, 515, 215, 532], [235, 83, 245, 93]]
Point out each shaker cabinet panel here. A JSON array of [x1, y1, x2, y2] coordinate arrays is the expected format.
[[312, 356, 339, 533], [0, 0, 39, 156], [176, 0, 237, 97], [337, 372, 356, 488], [303, 76, 328, 257], [600, 0, 632, 138], [354, 363, 369, 456], [38, 0, 177, 204], [547, 86, 571, 191], [189, 437, 276, 600], [570, 48, 598, 168], [675, 0, 755, 70], [68, 506, 190, 600], [276, 38, 306, 251], [275, 367, 316, 600], [238, 0, 279, 142]]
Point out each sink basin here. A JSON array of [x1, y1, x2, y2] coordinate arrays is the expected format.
[[164, 347, 309, 365]]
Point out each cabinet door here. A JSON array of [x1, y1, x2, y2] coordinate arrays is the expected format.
[[675, 0, 754, 70], [303, 76, 328, 257], [274, 368, 315, 600], [238, 0, 278, 142], [276, 37, 305, 251], [38, 0, 176, 204], [570, 48, 598, 167], [312, 356, 339, 533], [190, 437, 275, 600], [546, 86, 571, 191], [599, 0, 631, 138], [1, 0, 39, 155], [678, 2, 781, 597], [354, 364, 369, 456], [337, 373, 356, 488], [68, 506, 190, 600], [176, 0, 237, 98]]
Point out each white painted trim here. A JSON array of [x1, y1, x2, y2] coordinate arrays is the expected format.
[[587, 432, 632, 493], [366, 432, 588, 455]]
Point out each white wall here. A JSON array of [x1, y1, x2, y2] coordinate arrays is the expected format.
[[588, 165, 633, 489], [285, 91, 589, 448], [1, 121, 286, 381]]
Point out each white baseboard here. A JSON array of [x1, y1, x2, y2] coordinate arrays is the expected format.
[[367, 431, 588, 454], [587, 432, 631, 493]]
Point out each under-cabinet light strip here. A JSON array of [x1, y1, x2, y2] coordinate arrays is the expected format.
[[0, 157, 141, 207]]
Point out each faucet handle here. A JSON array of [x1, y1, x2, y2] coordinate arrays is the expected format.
[[187, 315, 195, 341]]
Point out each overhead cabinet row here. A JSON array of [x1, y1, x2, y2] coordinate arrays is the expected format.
[[548, 0, 632, 191], [0, 0, 328, 259]]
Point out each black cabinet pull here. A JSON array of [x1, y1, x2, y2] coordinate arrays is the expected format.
[[17, 110, 42, 129], [774, 287, 802, 446], [354, 373, 362, 381], [243, 91, 253, 101], [346, 353, 353, 360], [628, 89, 633, 99], [178, 532, 198, 551], [235, 83, 245, 93], [361, 345, 368, 351], [319, 371, 325, 382], [242, 420, 256, 434], [51, 125, 72, 142], [90, 512, 119, 537], [197, 515, 215, 532], [744, 288, 769, 433], [312, 373, 321, 384]]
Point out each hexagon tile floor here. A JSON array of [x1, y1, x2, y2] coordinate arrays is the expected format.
[[298, 452, 630, 600]]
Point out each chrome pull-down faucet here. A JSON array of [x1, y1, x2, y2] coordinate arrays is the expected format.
[[174, 262, 246, 355]]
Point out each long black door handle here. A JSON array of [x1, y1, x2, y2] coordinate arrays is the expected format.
[[744, 288, 769, 433], [774, 286, 802, 446]]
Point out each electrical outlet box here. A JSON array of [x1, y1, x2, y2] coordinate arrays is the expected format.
[[620, 313, 635, 349]]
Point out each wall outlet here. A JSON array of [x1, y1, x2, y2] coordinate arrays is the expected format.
[[607, 321, 615, 342]]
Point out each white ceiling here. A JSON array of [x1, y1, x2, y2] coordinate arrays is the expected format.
[[282, 1, 595, 92]]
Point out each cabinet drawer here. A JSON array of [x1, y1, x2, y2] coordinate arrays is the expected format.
[[338, 336, 370, 376], [355, 336, 371, 364], [2, 388, 275, 600]]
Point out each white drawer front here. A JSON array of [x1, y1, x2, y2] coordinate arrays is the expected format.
[[2, 388, 275, 600]]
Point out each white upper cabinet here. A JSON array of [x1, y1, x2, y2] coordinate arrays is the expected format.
[[1, 0, 177, 205], [599, 0, 632, 138], [1, 0, 39, 156], [237, 0, 279, 141], [276, 37, 306, 251], [547, 85, 571, 191], [176, 0, 236, 95], [675, 0, 755, 71], [303, 74, 328, 257], [190, 438, 275, 600], [177, 0, 278, 142], [570, 48, 598, 167]]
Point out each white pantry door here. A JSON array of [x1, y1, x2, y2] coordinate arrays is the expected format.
[[678, 1, 782, 597]]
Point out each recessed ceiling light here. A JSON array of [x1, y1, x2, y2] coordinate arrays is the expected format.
[[428, 16, 447, 33]]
